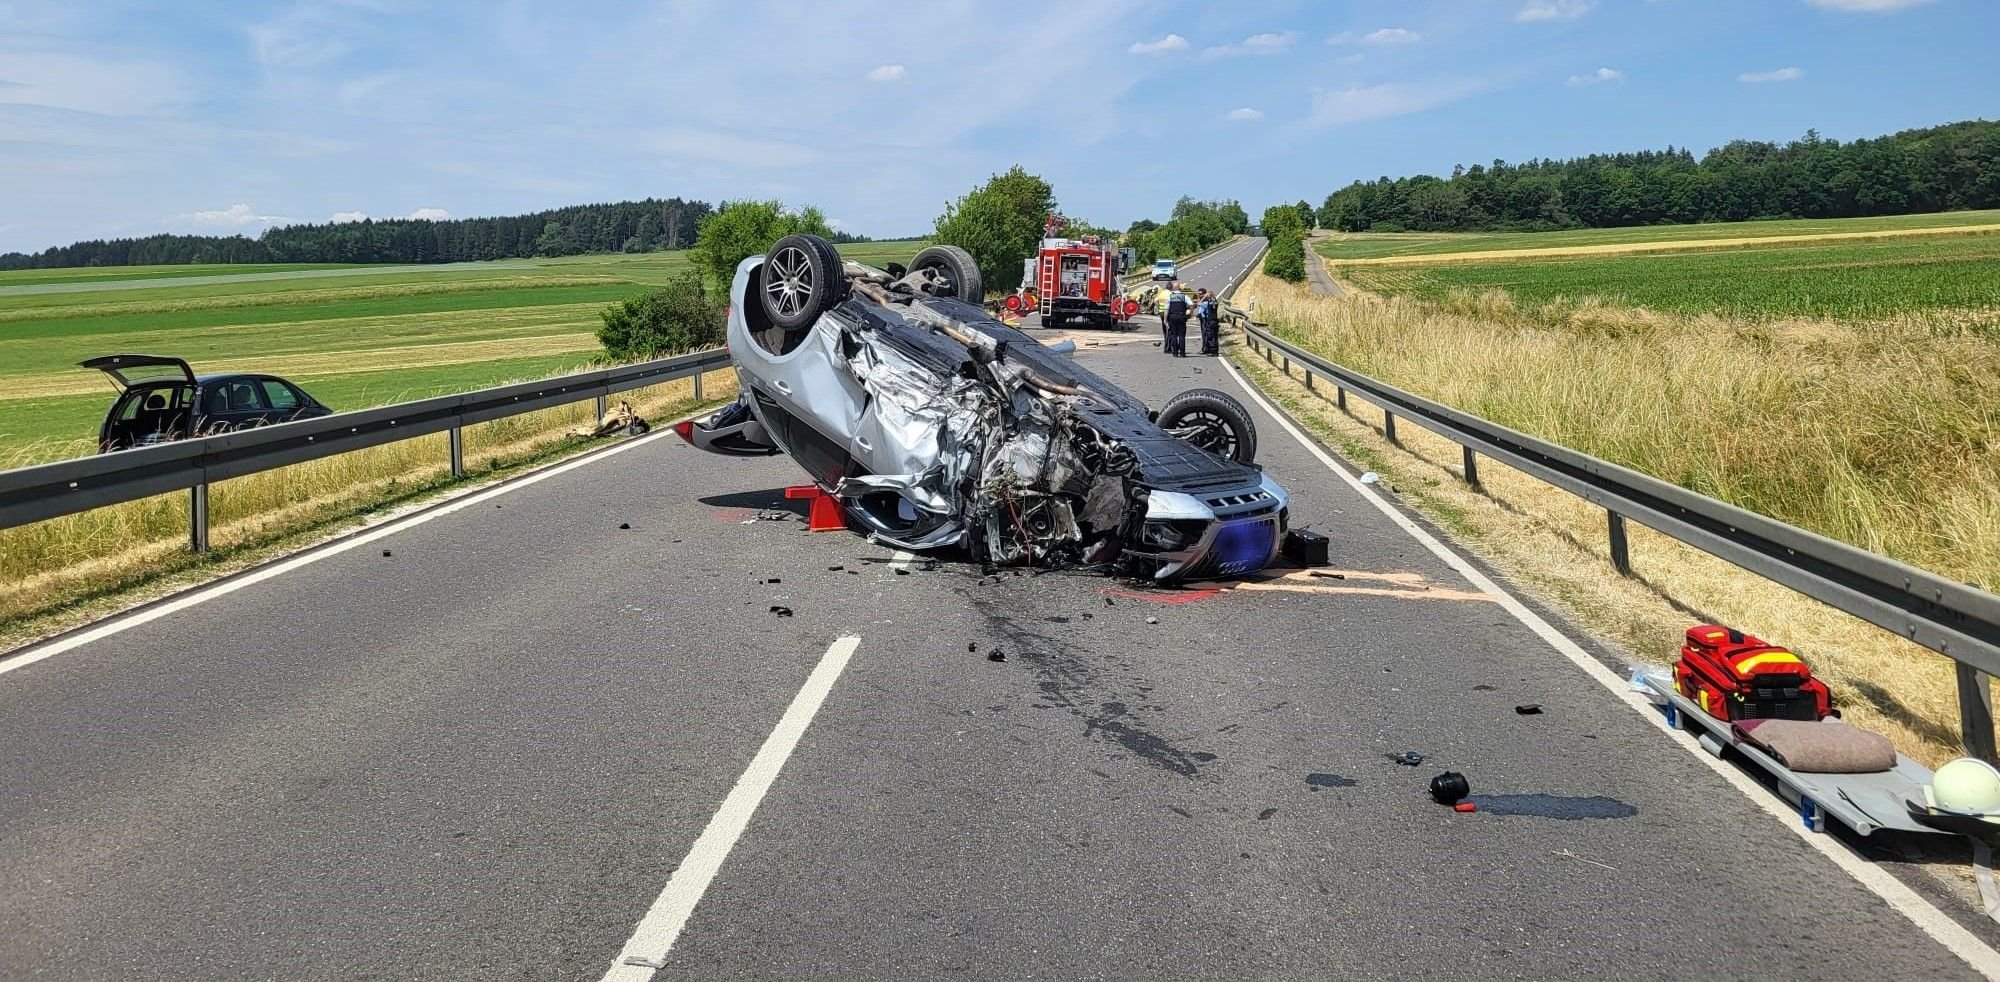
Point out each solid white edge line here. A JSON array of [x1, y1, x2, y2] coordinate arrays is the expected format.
[[1216, 354, 2000, 978], [0, 425, 682, 681], [600, 635, 862, 980]]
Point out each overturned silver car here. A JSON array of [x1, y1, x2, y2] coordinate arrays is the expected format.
[[677, 234, 1288, 581]]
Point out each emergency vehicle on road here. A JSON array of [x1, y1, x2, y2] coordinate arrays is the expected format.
[[1012, 216, 1140, 329]]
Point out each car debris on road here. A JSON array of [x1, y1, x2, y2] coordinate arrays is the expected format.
[[676, 234, 1292, 583]]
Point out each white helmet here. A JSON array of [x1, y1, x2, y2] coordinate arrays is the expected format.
[[1931, 757, 2000, 818]]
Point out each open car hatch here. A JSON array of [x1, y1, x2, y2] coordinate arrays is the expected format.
[[79, 354, 198, 392]]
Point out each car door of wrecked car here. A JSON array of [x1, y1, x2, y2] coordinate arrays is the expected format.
[[732, 298, 864, 490]]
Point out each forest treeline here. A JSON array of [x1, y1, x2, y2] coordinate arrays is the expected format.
[[0, 198, 874, 270], [1317, 119, 2000, 233]]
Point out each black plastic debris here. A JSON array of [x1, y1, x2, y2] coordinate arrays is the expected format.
[[381, 549, 392, 557], [894, 568, 910, 576], [618, 522, 631, 530], [765, 578, 781, 584], [987, 650, 1007, 662], [1082, 612, 1094, 620], [829, 565, 844, 571], [968, 642, 978, 652], [1308, 570, 1346, 580], [1392, 751, 1426, 767], [1472, 684, 1496, 691], [755, 509, 791, 521], [1515, 704, 1544, 715], [1282, 528, 1330, 567], [920, 559, 941, 572], [1430, 772, 1471, 804], [1146, 616, 1159, 625], [1103, 596, 1115, 606], [769, 605, 793, 617]]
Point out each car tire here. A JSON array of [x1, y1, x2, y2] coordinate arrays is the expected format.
[[1040, 313, 1058, 328], [759, 234, 847, 331], [909, 244, 984, 301], [1159, 387, 1259, 464]]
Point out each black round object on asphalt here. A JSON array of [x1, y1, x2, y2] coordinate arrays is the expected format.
[[1430, 771, 1471, 804]]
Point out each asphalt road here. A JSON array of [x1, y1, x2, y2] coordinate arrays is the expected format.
[[0, 238, 1990, 980], [1301, 235, 1345, 297]]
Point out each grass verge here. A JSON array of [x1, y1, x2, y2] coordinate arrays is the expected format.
[[1227, 267, 1993, 768]]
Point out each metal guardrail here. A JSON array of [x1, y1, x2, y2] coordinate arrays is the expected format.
[[1236, 321, 2000, 760], [0, 347, 730, 550]]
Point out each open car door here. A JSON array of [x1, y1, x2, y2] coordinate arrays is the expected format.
[[79, 354, 197, 392]]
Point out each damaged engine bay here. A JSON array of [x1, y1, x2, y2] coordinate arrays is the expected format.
[[680, 234, 1289, 581]]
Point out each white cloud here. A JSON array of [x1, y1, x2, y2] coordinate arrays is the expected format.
[[1739, 66, 1805, 83], [1306, 79, 1485, 127], [866, 64, 906, 82], [407, 207, 450, 220], [1128, 33, 1189, 54], [1363, 28, 1421, 45], [1805, 0, 1935, 9], [329, 210, 368, 223], [1202, 31, 1301, 58], [188, 203, 288, 226], [1567, 66, 1625, 86], [1515, 0, 1594, 21], [1336, 53, 1365, 65], [1224, 107, 1264, 121]]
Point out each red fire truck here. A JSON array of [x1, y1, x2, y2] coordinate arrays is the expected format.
[[1012, 216, 1139, 329]]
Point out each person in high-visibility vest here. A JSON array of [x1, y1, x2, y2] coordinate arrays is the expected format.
[[1162, 287, 1191, 357]]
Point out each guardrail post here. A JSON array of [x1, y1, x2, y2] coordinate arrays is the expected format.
[[595, 395, 607, 420], [1304, 370, 1314, 392], [1282, 354, 1290, 373], [1384, 411, 1398, 444], [1607, 510, 1631, 575], [1462, 446, 1480, 487], [694, 368, 705, 402], [1336, 386, 1347, 411], [188, 484, 209, 553], [448, 425, 465, 479], [1959, 665, 1998, 764]]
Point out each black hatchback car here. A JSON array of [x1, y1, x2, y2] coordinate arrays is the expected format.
[[83, 354, 333, 453]]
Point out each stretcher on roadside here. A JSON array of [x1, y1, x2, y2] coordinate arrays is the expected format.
[[1641, 674, 1942, 837]]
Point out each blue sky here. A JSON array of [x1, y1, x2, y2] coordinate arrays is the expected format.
[[0, 0, 1991, 253]]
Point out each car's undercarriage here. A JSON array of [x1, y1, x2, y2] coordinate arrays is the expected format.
[[683, 235, 1288, 581]]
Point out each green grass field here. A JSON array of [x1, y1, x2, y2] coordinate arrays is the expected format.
[[1312, 209, 2000, 260], [0, 240, 924, 466], [1335, 231, 2000, 322]]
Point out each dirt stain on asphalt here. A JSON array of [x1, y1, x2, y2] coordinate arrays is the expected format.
[[1470, 794, 1637, 820], [967, 582, 1221, 779], [1305, 773, 1358, 790], [1086, 701, 1220, 778]]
